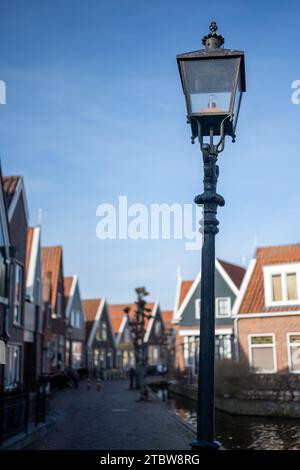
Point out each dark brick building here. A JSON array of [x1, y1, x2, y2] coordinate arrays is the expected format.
[[42, 246, 66, 374], [2, 176, 29, 389]]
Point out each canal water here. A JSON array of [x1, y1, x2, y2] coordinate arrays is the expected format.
[[155, 388, 300, 450]]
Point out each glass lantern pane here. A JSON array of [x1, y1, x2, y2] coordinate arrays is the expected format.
[[184, 58, 239, 114], [233, 68, 242, 132]]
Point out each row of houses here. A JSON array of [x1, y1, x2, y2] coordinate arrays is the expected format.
[[1, 172, 298, 389], [173, 245, 300, 375], [0, 174, 171, 392]]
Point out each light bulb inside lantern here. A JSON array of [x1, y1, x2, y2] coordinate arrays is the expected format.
[[208, 94, 217, 108], [199, 94, 222, 113]]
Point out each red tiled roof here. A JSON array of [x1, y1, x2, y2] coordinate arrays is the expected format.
[[109, 304, 128, 334], [82, 298, 102, 340], [2, 176, 20, 209], [239, 244, 300, 314], [178, 281, 193, 309], [42, 246, 63, 308], [25, 227, 34, 277], [64, 276, 73, 299], [218, 259, 246, 289], [82, 299, 102, 322], [111, 302, 155, 333], [161, 310, 173, 329]]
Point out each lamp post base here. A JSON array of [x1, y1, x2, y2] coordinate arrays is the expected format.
[[190, 439, 221, 451]]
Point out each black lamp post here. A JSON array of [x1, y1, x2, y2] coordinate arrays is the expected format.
[[177, 22, 246, 450]]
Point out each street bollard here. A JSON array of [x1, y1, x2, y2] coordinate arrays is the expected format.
[[87, 378, 91, 391], [97, 378, 101, 392]]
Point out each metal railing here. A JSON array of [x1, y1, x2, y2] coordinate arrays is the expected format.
[[0, 381, 47, 446], [174, 368, 197, 385]]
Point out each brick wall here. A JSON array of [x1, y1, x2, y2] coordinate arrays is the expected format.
[[237, 315, 300, 373]]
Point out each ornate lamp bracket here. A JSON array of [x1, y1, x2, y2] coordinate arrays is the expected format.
[[194, 119, 229, 236]]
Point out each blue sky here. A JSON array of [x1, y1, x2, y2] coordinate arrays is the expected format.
[[0, 0, 299, 308]]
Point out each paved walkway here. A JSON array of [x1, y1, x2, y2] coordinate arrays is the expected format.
[[24, 379, 194, 450]]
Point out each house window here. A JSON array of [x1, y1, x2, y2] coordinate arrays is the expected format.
[[50, 335, 58, 366], [287, 274, 297, 301], [71, 310, 81, 329], [93, 349, 99, 367], [96, 322, 107, 341], [122, 350, 129, 368], [271, 275, 283, 301], [155, 320, 161, 337], [102, 323, 107, 341], [183, 337, 189, 367], [148, 345, 160, 366], [93, 348, 107, 369], [183, 336, 197, 370], [249, 334, 276, 373], [77, 312, 82, 328], [0, 220, 7, 299], [195, 299, 200, 319], [107, 349, 113, 369], [5, 345, 21, 389], [130, 351, 135, 367], [0, 249, 7, 300], [58, 335, 65, 369], [287, 334, 300, 373], [72, 341, 83, 369], [99, 348, 106, 368], [47, 339, 54, 359], [271, 272, 299, 303], [14, 264, 23, 325], [264, 264, 300, 306], [56, 293, 62, 317], [216, 297, 231, 318], [65, 340, 71, 367], [215, 334, 232, 359], [124, 327, 130, 343], [0, 340, 5, 364]]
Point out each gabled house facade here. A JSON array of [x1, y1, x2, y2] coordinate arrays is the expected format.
[[64, 275, 86, 369], [161, 310, 176, 373], [234, 244, 300, 375], [109, 304, 135, 369], [173, 259, 245, 373], [83, 299, 116, 373], [2, 176, 29, 389], [23, 226, 43, 384], [0, 173, 12, 391], [143, 302, 165, 369], [118, 301, 166, 371], [42, 246, 66, 374]]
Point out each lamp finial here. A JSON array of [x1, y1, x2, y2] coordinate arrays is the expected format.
[[202, 21, 224, 49]]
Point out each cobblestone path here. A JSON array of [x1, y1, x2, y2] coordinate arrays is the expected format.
[[25, 379, 194, 450]]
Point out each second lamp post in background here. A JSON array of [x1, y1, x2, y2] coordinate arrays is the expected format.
[[124, 287, 152, 400]]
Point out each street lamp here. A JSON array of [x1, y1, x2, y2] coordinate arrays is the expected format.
[[177, 22, 246, 450], [177, 21, 245, 144]]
